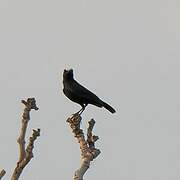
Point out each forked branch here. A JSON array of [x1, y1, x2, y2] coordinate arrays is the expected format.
[[67, 114, 101, 180], [11, 98, 40, 180]]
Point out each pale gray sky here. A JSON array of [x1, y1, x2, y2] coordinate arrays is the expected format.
[[0, 0, 180, 179]]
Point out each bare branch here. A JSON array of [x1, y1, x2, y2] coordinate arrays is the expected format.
[[0, 169, 6, 179], [11, 98, 40, 180], [67, 114, 101, 180]]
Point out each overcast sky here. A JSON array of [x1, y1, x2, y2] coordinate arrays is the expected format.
[[0, 0, 180, 179]]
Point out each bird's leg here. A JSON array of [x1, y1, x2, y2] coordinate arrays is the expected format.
[[80, 104, 88, 114], [75, 108, 83, 115], [74, 104, 87, 115], [78, 105, 85, 115], [73, 107, 83, 116]]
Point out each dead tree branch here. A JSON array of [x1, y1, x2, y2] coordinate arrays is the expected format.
[[67, 114, 101, 180], [11, 98, 40, 180], [0, 169, 6, 179]]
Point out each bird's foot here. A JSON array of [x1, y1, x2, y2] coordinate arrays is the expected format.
[[72, 112, 81, 117], [74, 109, 84, 116]]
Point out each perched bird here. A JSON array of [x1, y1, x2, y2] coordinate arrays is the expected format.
[[63, 69, 116, 114]]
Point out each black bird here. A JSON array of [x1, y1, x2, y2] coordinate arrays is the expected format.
[[63, 69, 116, 114]]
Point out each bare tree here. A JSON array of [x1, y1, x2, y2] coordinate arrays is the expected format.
[[1, 98, 101, 180]]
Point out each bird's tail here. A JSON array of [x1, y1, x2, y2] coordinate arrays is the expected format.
[[102, 101, 116, 113]]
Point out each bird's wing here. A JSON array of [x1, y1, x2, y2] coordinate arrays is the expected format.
[[71, 80, 103, 106]]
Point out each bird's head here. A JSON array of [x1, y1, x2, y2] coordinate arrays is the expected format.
[[63, 69, 74, 80]]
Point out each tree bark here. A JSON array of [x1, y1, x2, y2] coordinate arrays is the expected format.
[[0, 170, 6, 179], [67, 114, 101, 180], [11, 98, 40, 180]]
